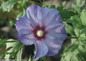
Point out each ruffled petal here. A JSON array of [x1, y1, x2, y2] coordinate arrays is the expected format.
[[55, 24, 66, 33], [26, 5, 39, 26], [47, 32, 67, 40], [43, 8, 62, 26], [34, 40, 48, 59], [26, 5, 62, 27], [46, 24, 67, 40], [45, 23, 62, 32], [45, 24, 67, 56], [44, 38, 63, 56], [18, 31, 36, 45], [45, 24, 66, 33], [16, 16, 34, 32], [26, 5, 45, 27], [36, 6, 43, 27]]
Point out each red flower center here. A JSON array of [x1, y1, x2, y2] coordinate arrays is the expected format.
[[32, 25, 48, 40]]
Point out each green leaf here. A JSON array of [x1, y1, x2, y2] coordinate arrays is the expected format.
[[71, 38, 77, 44], [42, 4, 47, 8], [22, 0, 28, 3], [72, 27, 86, 42], [0, 39, 6, 48], [61, 41, 86, 61], [80, 28, 86, 34], [17, 8, 26, 18], [80, 0, 85, 8], [80, 9, 86, 26], [65, 23, 74, 35], [58, 9, 75, 20], [61, 44, 79, 61], [4, 39, 24, 59], [62, 1, 66, 8], [48, 5, 55, 9], [76, 0, 80, 6], [76, 0, 85, 8], [28, 56, 32, 61], [71, 15, 83, 29], [5, 39, 16, 59], [74, 28, 80, 37], [78, 33, 86, 41], [72, 0, 85, 13], [16, 48, 23, 61], [1, 0, 17, 12]]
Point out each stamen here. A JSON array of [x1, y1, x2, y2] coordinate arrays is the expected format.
[[36, 30, 44, 37]]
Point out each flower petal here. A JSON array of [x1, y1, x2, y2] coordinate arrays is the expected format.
[[36, 6, 44, 27], [45, 23, 62, 32], [16, 16, 34, 32], [26, 5, 62, 27], [45, 24, 67, 55], [43, 8, 62, 26], [18, 32, 36, 45], [45, 38, 63, 56], [34, 40, 48, 59], [55, 24, 66, 33], [26, 5, 39, 26], [46, 24, 67, 40], [19, 29, 32, 35], [26, 5, 44, 27], [47, 32, 67, 40]]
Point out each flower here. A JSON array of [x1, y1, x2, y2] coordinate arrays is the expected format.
[[16, 5, 67, 59]]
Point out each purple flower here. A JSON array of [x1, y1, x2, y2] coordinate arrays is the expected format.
[[16, 5, 67, 59]]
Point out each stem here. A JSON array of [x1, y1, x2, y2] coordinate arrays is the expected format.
[[16, 44, 24, 53], [67, 36, 78, 39]]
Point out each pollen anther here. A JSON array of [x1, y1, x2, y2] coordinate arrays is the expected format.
[[36, 30, 44, 37]]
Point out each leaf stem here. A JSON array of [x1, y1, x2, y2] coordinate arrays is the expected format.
[[16, 44, 24, 53], [67, 36, 78, 39]]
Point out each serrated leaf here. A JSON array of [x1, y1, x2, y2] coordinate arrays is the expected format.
[[61, 41, 86, 61], [76, 0, 85, 8], [61, 44, 79, 61], [17, 8, 26, 18], [78, 33, 86, 41], [80, 9, 86, 26], [71, 15, 83, 29], [58, 9, 75, 20], [16, 48, 23, 61], [65, 23, 74, 35], [80, 28, 86, 34], [72, 0, 85, 13], [71, 38, 77, 44], [74, 28, 80, 37], [1, 0, 17, 12], [4, 39, 23, 59], [5, 39, 16, 59]]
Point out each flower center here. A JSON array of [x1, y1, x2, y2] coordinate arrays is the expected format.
[[36, 30, 44, 37]]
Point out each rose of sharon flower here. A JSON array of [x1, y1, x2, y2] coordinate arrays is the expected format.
[[16, 5, 67, 59]]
